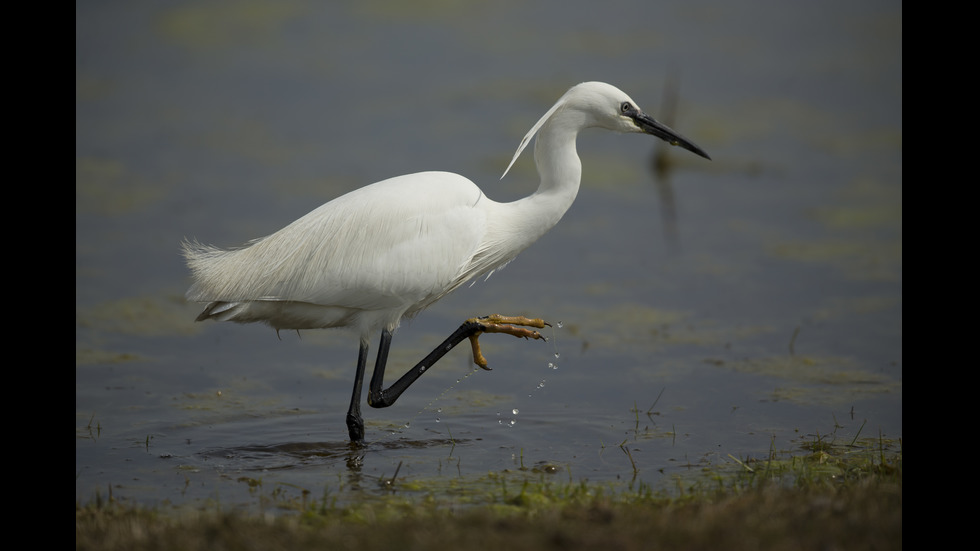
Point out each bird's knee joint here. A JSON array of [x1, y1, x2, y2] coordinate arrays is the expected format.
[[367, 390, 393, 409]]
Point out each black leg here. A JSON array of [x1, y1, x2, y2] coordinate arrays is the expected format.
[[367, 315, 548, 409], [367, 321, 483, 409], [346, 315, 548, 442], [346, 339, 369, 442]]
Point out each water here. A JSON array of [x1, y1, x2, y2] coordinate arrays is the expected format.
[[76, 1, 901, 510]]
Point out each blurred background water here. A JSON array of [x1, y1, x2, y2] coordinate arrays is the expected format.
[[76, 0, 901, 509]]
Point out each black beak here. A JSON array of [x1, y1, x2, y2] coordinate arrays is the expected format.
[[628, 109, 711, 160]]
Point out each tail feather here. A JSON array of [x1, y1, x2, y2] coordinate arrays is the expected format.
[[194, 301, 242, 322], [181, 238, 251, 302]]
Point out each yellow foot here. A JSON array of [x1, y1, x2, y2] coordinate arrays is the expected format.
[[466, 314, 551, 370]]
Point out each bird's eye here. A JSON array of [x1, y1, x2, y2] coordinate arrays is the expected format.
[[620, 102, 632, 114]]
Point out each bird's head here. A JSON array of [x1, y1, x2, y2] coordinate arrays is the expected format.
[[568, 82, 711, 159], [502, 81, 710, 179]]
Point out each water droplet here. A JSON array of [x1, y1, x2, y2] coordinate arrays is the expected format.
[[537, 380, 546, 389], [554, 352, 561, 359], [435, 417, 440, 423], [557, 321, 563, 328], [509, 419, 516, 427], [404, 422, 410, 428], [512, 408, 519, 415]]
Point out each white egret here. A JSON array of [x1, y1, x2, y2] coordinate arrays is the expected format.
[[182, 81, 710, 442]]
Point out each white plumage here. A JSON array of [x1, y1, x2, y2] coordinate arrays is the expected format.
[[185, 173, 489, 335], [182, 81, 709, 442]]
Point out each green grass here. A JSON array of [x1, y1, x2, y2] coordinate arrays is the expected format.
[[76, 434, 901, 551]]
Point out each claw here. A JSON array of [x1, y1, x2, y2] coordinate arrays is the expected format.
[[468, 334, 492, 370], [465, 314, 550, 368], [474, 314, 550, 329]]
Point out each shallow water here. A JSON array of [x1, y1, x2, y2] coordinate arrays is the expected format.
[[76, 1, 901, 509]]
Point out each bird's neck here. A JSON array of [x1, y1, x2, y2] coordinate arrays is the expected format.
[[484, 118, 584, 262], [527, 118, 583, 227]]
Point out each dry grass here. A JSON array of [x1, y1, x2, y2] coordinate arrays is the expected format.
[[78, 476, 900, 551]]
